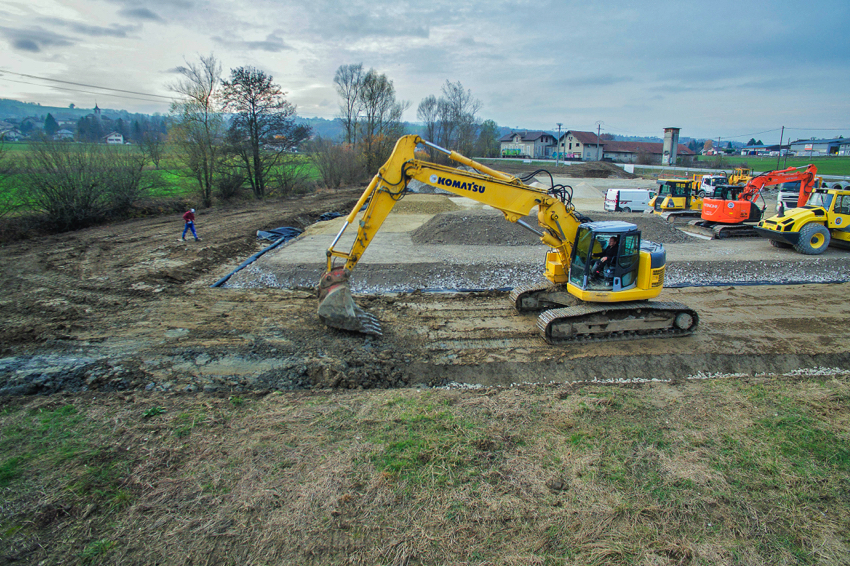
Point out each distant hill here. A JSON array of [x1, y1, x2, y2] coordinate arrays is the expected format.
[[0, 99, 167, 122]]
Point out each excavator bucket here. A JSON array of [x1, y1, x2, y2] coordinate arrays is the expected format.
[[317, 267, 382, 336]]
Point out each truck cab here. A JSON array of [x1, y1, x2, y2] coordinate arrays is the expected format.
[[698, 175, 729, 198], [776, 178, 825, 211]]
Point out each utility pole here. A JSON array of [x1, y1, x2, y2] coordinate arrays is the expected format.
[[556, 123, 563, 166], [595, 120, 604, 161], [776, 126, 784, 171]]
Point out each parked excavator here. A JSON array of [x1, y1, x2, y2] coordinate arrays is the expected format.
[[317, 135, 698, 344], [687, 165, 819, 239], [648, 178, 703, 221]]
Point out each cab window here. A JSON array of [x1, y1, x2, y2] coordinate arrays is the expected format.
[[807, 192, 834, 209]]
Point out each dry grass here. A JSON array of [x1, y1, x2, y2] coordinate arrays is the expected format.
[[1, 374, 849, 565]]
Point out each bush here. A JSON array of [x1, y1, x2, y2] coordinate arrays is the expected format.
[[215, 170, 247, 201], [268, 153, 313, 196], [309, 138, 365, 189], [21, 139, 151, 231]]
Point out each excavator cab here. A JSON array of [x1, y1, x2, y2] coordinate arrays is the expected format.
[[652, 180, 699, 213], [568, 222, 642, 292]]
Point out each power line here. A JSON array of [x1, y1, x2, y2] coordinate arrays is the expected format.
[[0, 69, 174, 101], [0, 77, 172, 105]]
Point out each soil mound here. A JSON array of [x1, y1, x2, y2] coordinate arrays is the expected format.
[[483, 160, 637, 179], [411, 209, 539, 246], [411, 209, 697, 246]]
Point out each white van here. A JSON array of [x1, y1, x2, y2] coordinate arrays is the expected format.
[[604, 188, 655, 213]]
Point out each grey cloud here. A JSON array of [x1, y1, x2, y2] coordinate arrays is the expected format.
[[213, 33, 290, 52], [13, 39, 40, 52], [0, 26, 75, 53], [118, 8, 166, 22], [40, 17, 140, 38]]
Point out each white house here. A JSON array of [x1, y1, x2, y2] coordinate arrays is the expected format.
[[105, 132, 124, 144], [499, 131, 557, 159]]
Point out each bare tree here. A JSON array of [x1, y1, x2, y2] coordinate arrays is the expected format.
[[169, 54, 224, 208], [359, 69, 409, 171], [474, 119, 500, 158], [139, 131, 166, 169], [334, 63, 364, 145], [439, 80, 481, 156], [417, 95, 440, 158], [0, 136, 16, 219], [220, 66, 310, 199]]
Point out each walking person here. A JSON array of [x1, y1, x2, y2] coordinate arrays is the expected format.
[[181, 208, 201, 241]]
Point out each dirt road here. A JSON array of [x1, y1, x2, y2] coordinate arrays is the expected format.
[[2, 186, 849, 396]]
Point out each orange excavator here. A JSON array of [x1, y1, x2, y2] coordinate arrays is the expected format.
[[687, 165, 818, 239]]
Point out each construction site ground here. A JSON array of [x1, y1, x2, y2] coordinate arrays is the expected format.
[[2, 177, 850, 393], [1, 173, 850, 564]]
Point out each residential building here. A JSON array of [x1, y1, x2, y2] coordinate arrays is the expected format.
[[555, 130, 603, 161], [105, 132, 124, 144], [54, 129, 75, 140], [499, 131, 557, 159]]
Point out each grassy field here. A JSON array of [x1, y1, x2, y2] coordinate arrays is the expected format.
[[0, 142, 322, 209], [696, 156, 850, 177], [1, 372, 848, 564]]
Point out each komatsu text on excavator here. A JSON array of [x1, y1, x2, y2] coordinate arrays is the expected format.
[[317, 136, 698, 344]]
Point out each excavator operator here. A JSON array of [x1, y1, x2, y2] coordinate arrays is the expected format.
[[592, 235, 619, 279]]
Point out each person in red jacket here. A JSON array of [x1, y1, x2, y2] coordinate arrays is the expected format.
[[181, 209, 201, 241]]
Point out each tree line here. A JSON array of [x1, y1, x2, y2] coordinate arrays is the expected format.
[[311, 63, 501, 189], [0, 55, 504, 234]]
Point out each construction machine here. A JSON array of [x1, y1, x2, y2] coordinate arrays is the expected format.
[[317, 135, 698, 344], [687, 165, 818, 239], [755, 185, 850, 254], [648, 179, 703, 221], [727, 167, 753, 186]]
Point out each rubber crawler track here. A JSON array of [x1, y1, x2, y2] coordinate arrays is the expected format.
[[537, 301, 699, 344]]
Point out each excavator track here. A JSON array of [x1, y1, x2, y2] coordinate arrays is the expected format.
[[510, 282, 576, 312], [510, 284, 698, 344], [683, 220, 759, 239], [537, 301, 699, 344]]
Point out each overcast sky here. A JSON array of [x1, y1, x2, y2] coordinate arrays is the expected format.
[[1, 0, 848, 144]]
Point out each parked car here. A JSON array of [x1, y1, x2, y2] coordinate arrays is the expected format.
[[604, 188, 656, 213]]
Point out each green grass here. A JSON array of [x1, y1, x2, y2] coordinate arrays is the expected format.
[[695, 155, 850, 177], [1, 377, 848, 564]]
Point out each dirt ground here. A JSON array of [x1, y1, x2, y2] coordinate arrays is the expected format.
[[2, 174, 850, 565], [1, 183, 849, 396]]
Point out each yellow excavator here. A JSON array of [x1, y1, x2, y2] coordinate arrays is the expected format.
[[317, 135, 698, 344]]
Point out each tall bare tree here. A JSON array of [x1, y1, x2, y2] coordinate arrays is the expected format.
[[169, 54, 224, 207], [358, 69, 409, 172], [475, 119, 500, 158], [139, 131, 166, 169], [439, 80, 481, 156], [0, 136, 16, 219], [334, 63, 364, 145], [220, 66, 310, 199], [416, 94, 440, 158]]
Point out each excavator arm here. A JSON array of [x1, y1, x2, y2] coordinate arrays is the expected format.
[[318, 135, 583, 334], [324, 135, 580, 273], [740, 164, 817, 205]]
